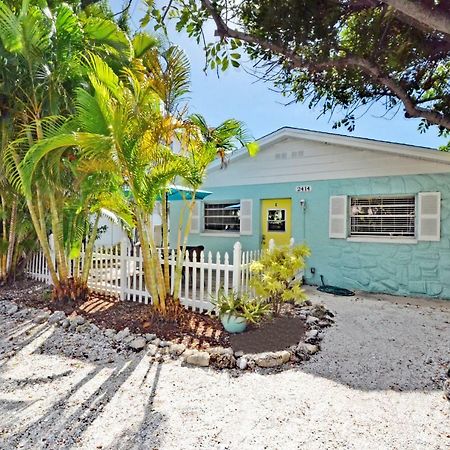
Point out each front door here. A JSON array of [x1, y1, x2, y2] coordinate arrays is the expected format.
[[261, 198, 292, 249]]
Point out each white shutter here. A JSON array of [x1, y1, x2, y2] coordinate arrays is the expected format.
[[329, 195, 348, 238], [240, 199, 253, 235], [418, 192, 440, 241], [190, 201, 201, 234]]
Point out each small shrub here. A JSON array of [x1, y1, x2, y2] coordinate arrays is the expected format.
[[213, 290, 271, 324], [250, 244, 311, 316]]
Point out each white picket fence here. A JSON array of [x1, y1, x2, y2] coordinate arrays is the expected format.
[[26, 240, 290, 312]]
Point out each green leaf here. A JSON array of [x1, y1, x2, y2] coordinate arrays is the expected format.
[[132, 32, 158, 58], [83, 17, 132, 58]]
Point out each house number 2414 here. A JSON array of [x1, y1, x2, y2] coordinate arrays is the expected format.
[[296, 185, 312, 192]]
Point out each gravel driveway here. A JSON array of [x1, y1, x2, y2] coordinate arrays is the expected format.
[[0, 289, 449, 450]]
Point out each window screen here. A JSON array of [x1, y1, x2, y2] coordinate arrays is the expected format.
[[350, 196, 415, 237], [204, 202, 240, 232]]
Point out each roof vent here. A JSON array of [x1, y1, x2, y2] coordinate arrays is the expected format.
[[291, 150, 304, 159], [275, 152, 288, 160]]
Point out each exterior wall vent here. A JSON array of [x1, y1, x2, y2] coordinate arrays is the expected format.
[[291, 150, 304, 159]]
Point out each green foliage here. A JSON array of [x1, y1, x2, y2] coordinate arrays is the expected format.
[[250, 244, 311, 316], [156, 0, 450, 134], [213, 290, 271, 324]]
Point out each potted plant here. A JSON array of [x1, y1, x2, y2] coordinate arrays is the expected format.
[[213, 290, 271, 333]]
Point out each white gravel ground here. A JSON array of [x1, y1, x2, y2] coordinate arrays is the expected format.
[[0, 289, 449, 450]]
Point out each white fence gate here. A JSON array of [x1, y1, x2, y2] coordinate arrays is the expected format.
[[25, 240, 287, 312]]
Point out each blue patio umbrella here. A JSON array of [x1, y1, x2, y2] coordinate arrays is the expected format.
[[164, 184, 212, 201]]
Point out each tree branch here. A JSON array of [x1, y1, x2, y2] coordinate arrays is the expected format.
[[381, 0, 450, 41], [201, 0, 450, 130], [113, 0, 133, 17]]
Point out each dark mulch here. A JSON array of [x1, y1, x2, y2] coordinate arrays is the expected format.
[[229, 316, 306, 353], [0, 280, 229, 349], [1, 280, 307, 354]]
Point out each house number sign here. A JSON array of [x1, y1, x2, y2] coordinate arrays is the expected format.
[[296, 185, 312, 192]]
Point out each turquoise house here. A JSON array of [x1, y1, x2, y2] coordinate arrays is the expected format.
[[169, 127, 450, 299]]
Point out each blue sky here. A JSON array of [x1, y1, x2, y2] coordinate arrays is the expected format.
[[110, 0, 446, 148]]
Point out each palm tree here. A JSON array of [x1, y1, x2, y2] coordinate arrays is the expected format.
[[0, 0, 133, 299], [20, 42, 258, 315]]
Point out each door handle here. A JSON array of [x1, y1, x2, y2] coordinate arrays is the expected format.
[[261, 234, 266, 244]]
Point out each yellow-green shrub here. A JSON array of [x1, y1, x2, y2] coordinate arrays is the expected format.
[[250, 244, 311, 315]]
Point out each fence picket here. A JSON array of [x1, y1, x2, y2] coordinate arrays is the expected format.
[[26, 240, 269, 313], [224, 252, 229, 295], [184, 250, 190, 306]]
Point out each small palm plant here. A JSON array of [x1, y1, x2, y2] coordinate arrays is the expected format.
[[250, 244, 311, 316]]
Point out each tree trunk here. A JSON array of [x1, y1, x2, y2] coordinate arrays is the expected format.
[[5, 197, 17, 278], [0, 195, 7, 282], [81, 212, 100, 284], [173, 196, 196, 300]]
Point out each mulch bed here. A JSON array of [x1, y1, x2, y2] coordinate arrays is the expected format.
[[0, 280, 229, 349], [229, 316, 306, 353], [1, 280, 308, 354]]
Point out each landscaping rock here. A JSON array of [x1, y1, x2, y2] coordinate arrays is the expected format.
[[115, 327, 130, 342], [253, 351, 291, 368], [306, 315, 319, 325], [296, 343, 319, 355], [104, 329, 116, 339], [33, 312, 49, 324], [234, 350, 244, 358], [237, 356, 248, 370], [61, 319, 70, 329], [147, 344, 158, 356], [6, 304, 19, 315], [48, 311, 66, 325], [76, 323, 91, 333], [159, 340, 170, 348], [71, 315, 85, 326], [184, 351, 210, 367], [444, 380, 450, 401], [145, 333, 157, 342], [318, 320, 330, 328], [128, 337, 146, 352], [169, 343, 186, 356], [305, 329, 319, 343], [152, 338, 161, 347], [208, 347, 236, 369]]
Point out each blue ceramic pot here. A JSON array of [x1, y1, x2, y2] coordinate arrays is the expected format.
[[220, 313, 247, 333]]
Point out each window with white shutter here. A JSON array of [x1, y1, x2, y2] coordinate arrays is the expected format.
[[329, 195, 347, 238], [240, 199, 253, 235], [190, 201, 201, 234], [418, 192, 441, 241]]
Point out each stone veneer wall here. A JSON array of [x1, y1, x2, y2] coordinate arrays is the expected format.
[[170, 172, 450, 300], [320, 173, 450, 299]]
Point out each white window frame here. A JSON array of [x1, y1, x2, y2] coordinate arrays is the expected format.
[[347, 194, 417, 243], [202, 201, 241, 235]]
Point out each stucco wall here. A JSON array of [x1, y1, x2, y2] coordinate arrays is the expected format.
[[169, 172, 450, 299]]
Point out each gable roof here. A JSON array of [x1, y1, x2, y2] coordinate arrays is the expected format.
[[209, 127, 450, 171]]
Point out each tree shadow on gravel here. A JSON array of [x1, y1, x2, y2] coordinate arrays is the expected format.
[[0, 321, 166, 450], [290, 297, 450, 393]]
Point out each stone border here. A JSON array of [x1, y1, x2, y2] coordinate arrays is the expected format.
[[0, 299, 334, 372]]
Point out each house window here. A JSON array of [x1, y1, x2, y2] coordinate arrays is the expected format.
[[350, 196, 416, 238], [203, 202, 240, 232], [267, 209, 286, 232]]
